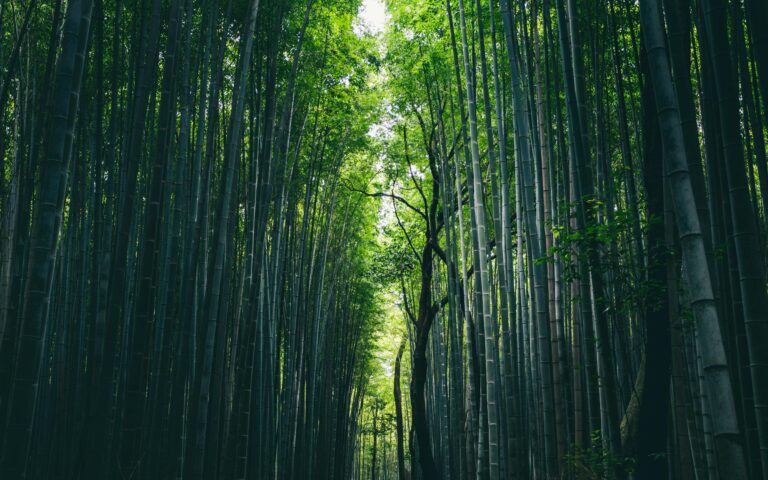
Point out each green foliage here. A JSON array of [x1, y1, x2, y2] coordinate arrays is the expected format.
[[564, 431, 637, 479]]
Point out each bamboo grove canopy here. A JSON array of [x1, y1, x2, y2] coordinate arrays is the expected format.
[[0, 0, 767, 479]]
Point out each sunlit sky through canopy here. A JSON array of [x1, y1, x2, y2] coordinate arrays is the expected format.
[[356, 0, 388, 35]]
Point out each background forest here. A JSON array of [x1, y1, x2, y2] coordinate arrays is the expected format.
[[0, 0, 767, 479]]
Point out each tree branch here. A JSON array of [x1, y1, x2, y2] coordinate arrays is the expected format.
[[343, 180, 428, 222]]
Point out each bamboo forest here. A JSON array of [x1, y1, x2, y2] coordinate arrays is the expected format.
[[3, 0, 768, 477]]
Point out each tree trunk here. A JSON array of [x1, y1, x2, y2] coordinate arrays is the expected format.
[[639, 1, 748, 477]]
